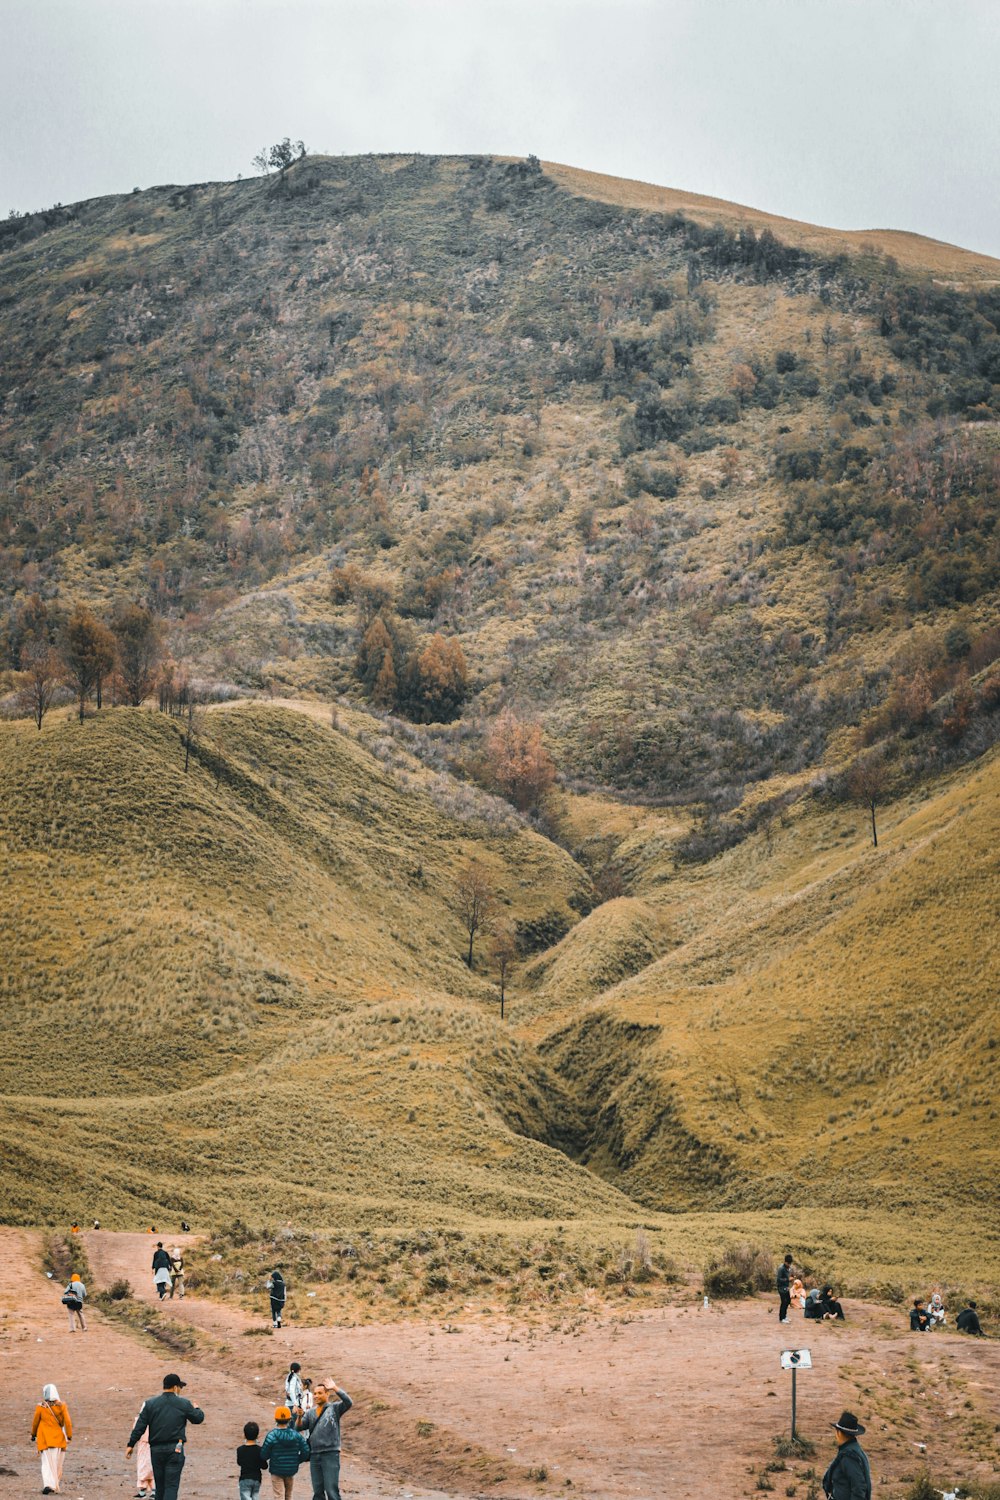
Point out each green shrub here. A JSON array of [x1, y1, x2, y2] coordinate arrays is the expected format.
[[704, 1241, 774, 1298]]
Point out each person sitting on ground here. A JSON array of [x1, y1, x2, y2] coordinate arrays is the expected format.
[[259, 1407, 310, 1500], [910, 1298, 930, 1331], [926, 1291, 946, 1327], [790, 1276, 806, 1309], [956, 1300, 983, 1336], [804, 1286, 824, 1319], [818, 1285, 845, 1320]]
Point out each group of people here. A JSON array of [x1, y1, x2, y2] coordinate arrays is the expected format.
[[910, 1292, 984, 1335], [151, 1241, 186, 1299], [778, 1254, 987, 1341], [776, 1255, 845, 1322], [31, 1366, 352, 1500], [235, 1362, 352, 1500]]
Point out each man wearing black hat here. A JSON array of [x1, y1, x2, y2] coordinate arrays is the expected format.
[[126, 1374, 204, 1500], [822, 1411, 871, 1500]]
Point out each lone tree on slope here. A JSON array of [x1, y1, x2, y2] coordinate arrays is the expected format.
[[849, 751, 890, 848], [489, 925, 517, 1020], [456, 859, 496, 969]]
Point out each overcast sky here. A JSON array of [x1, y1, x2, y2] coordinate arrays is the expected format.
[[2, 0, 998, 257]]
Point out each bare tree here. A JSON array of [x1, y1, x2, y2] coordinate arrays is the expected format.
[[489, 925, 517, 1020], [849, 752, 890, 848], [456, 860, 496, 969], [183, 695, 206, 773], [19, 642, 61, 729]]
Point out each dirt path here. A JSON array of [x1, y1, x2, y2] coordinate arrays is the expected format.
[[45, 1231, 1000, 1499], [0, 1229, 452, 1500]]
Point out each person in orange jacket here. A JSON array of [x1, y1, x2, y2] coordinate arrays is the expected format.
[[31, 1383, 72, 1494]]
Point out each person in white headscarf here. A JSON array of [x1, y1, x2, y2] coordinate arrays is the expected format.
[[31, 1383, 72, 1494]]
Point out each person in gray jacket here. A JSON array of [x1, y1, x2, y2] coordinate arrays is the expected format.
[[822, 1411, 871, 1500], [298, 1378, 352, 1500]]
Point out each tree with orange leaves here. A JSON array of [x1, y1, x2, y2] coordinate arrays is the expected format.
[[484, 708, 556, 813]]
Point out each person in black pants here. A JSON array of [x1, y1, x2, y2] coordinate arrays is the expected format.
[[127, 1374, 204, 1500], [776, 1254, 794, 1323], [266, 1268, 286, 1329]]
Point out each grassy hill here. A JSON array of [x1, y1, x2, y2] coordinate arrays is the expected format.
[[0, 701, 997, 1301], [2, 156, 999, 1299]]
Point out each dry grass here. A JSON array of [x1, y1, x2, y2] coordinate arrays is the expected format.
[[542, 160, 1000, 283], [1, 701, 997, 1303]]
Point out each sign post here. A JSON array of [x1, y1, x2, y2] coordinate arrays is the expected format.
[[780, 1349, 812, 1440]]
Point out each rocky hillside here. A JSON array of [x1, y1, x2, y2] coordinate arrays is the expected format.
[[2, 153, 999, 810]]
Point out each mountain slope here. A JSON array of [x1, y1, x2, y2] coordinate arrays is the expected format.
[[2, 153, 999, 811]]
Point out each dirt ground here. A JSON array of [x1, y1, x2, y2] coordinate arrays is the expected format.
[[0, 1230, 996, 1500]]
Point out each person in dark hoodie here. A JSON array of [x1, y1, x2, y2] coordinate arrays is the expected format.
[[127, 1374, 204, 1500], [822, 1411, 871, 1500], [298, 1378, 352, 1500], [266, 1269, 286, 1329]]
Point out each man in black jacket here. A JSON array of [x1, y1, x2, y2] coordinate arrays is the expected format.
[[776, 1254, 794, 1323], [822, 1411, 871, 1500], [127, 1374, 204, 1500]]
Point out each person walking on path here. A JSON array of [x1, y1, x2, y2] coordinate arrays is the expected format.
[[266, 1268, 286, 1329], [152, 1242, 172, 1300], [127, 1373, 204, 1500], [776, 1254, 794, 1323], [259, 1407, 310, 1500], [134, 1425, 154, 1498], [236, 1419, 268, 1500], [822, 1411, 871, 1500], [299, 1378, 352, 1500], [31, 1383, 72, 1494], [169, 1247, 185, 1299], [62, 1272, 87, 1331]]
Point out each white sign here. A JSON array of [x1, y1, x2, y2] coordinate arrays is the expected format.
[[780, 1348, 812, 1369]]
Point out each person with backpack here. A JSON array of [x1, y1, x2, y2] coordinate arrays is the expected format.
[[259, 1407, 310, 1499], [299, 1378, 352, 1500], [266, 1269, 286, 1329], [62, 1272, 87, 1331], [31, 1382, 72, 1494]]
